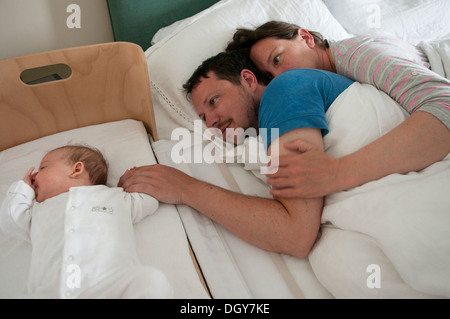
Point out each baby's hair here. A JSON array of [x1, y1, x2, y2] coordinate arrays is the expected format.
[[51, 145, 108, 185]]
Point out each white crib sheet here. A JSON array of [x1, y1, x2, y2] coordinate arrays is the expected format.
[[0, 119, 208, 299]]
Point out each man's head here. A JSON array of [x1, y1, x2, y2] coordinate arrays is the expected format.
[[183, 51, 269, 143]]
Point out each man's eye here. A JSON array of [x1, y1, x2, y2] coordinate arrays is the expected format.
[[273, 55, 280, 65], [209, 97, 217, 105]]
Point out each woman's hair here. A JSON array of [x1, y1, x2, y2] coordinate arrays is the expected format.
[[183, 50, 270, 97], [226, 21, 328, 52], [53, 145, 108, 185]]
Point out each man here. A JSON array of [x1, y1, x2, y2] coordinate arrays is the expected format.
[[119, 51, 352, 258]]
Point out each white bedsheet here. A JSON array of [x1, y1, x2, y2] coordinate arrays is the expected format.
[[0, 120, 208, 299]]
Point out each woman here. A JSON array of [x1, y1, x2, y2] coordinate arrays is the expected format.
[[226, 21, 450, 198]]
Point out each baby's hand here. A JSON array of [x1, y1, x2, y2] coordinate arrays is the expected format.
[[23, 167, 35, 188]]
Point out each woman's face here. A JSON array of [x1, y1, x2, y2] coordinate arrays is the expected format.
[[250, 30, 319, 78]]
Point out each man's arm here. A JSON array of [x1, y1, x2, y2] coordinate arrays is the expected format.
[[267, 111, 450, 198], [118, 128, 324, 258]]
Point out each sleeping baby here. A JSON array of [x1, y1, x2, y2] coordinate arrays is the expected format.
[[0, 145, 173, 299]]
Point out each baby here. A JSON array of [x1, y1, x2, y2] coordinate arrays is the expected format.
[[0, 145, 173, 299]]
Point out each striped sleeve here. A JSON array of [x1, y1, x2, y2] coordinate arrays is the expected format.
[[330, 36, 450, 131]]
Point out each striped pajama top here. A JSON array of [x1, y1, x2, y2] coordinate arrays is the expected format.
[[329, 36, 450, 130]]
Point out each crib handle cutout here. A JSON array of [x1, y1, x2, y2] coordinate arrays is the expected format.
[[20, 63, 72, 85]]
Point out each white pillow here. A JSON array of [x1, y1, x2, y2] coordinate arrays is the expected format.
[[151, 18, 188, 45], [0, 119, 155, 203], [323, 0, 450, 45], [146, 0, 351, 139]]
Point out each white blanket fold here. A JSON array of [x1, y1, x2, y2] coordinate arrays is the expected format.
[[419, 39, 450, 79]]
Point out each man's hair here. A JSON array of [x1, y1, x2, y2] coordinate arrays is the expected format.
[[225, 20, 328, 52], [53, 145, 108, 185], [182, 50, 271, 97]]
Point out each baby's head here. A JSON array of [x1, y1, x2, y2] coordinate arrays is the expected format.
[[33, 145, 108, 202]]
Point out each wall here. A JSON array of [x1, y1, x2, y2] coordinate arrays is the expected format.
[[0, 0, 114, 59]]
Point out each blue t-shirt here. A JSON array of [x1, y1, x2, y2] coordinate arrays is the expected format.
[[258, 69, 354, 150]]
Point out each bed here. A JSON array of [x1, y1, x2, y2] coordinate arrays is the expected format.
[[1, 0, 449, 299], [0, 42, 208, 299], [106, 0, 450, 299]]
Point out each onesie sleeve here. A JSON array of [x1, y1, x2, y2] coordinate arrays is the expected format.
[[127, 193, 159, 224], [0, 180, 34, 242]]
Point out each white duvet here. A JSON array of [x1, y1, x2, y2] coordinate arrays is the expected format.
[[307, 83, 450, 298]]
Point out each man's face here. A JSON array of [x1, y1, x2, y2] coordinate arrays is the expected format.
[[191, 71, 259, 144]]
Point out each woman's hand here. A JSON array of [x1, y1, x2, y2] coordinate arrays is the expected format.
[[267, 139, 341, 198]]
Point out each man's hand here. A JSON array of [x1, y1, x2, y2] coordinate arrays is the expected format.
[[118, 164, 194, 205]]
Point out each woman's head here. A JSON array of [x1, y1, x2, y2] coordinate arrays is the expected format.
[[226, 21, 330, 78]]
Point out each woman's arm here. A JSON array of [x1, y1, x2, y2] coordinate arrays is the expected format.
[[269, 37, 450, 198], [267, 111, 450, 198]]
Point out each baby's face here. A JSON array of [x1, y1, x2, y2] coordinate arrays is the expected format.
[[33, 149, 74, 203]]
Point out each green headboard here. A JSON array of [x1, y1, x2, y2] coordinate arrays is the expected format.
[[107, 0, 220, 51]]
